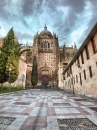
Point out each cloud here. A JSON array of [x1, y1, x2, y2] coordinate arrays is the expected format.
[[69, 1, 93, 47], [15, 31, 33, 40], [14, 31, 33, 45], [0, 0, 97, 48], [58, 0, 85, 12], [0, 27, 7, 37], [21, 0, 35, 16]]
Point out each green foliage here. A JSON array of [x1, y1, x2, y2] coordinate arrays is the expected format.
[[31, 56, 38, 87], [0, 28, 29, 87], [5, 54, 19, 83], [2, 86, 8, 90], [0, 86, 26, 94], [0, 53, 7, 84]]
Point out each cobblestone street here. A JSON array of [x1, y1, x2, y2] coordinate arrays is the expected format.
[[0, 89, 97, 130]]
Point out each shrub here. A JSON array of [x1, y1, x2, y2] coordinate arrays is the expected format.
[[2, 86, 7, 90]]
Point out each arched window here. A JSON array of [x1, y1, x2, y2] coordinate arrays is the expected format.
[[44, 42, 47, 48]]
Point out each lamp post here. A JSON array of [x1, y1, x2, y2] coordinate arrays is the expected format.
[[8, 68, 11, 92]]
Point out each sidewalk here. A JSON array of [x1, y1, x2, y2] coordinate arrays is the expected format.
[[0, 89, 97, 130]]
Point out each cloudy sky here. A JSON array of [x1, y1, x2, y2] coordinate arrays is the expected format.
[[0, 0, 97, 48]]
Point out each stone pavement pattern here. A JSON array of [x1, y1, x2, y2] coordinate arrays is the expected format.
[[0, 89, 97, 130]]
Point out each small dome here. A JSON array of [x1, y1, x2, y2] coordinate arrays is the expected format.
[[40, 25, 52, 37]]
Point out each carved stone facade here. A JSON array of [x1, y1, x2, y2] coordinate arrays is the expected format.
[[26, 25, 59, 86], [25, 25, 76, 87]]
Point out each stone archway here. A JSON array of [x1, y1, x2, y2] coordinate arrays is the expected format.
[[42, 75, 49, 85]]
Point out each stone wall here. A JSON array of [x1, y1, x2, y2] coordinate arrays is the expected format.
[[58, 63, 64, 88], [3, 59, 27, 88], [26, 65, 32, 87]]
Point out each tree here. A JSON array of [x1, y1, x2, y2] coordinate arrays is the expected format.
[[0, 28, 29, 89], [5, 53, 19, 83], [0, 53, 7, 90], [5, 42, 29, 83], [31, 56, 38, 88]]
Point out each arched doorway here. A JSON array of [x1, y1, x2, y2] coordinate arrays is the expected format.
[[42, 75, 49, 85]]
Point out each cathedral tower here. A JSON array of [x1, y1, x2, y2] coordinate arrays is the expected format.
[[32, 25, 59, 86]]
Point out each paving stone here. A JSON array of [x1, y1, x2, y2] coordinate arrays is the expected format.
[[53, 103, 71, 106], [0, 89, 97, 130], [13, 102, 31, 105], [89, 107, 97, 112], [52, 97, 62, 99], [57, 118, 97, 130], [0, 98, 12, 100], [74, 98, 88, 101], [55, 108, 80, 114], [0, 116, 16, 130]]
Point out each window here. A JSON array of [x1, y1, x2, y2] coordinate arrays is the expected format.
[[48, 43, 50, 48], [85, 46, 90, 60], [81, 52, 84, 64], [69, 80, 71, 88], [74, 77, 75, 84], [83, 70, 86, 80], [67, 71, 69, 77], [76, 75, 78, 83], [68, 69, 70, 76], [63, 75, 65, 80], [79, 73, 82, 85], [89, 66, 92, 78], [91, 38, 96, 54], [71, 78, 73, 85], [70, 66, 72, 74], [41, 42, 43, 48], [77, 57, 80, 67], [44, 42, 47, 48]]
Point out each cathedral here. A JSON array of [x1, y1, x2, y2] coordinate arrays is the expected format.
[[24, 25, 77, 87]]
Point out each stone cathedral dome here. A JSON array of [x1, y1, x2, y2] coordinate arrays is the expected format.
[[40, 25, 52, 37]]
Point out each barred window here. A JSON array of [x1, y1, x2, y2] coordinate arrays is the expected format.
[[85, 46, 90, 60], [89, 66, 92, 78]]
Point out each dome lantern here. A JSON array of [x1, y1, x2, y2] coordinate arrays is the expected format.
[[39, 25, 52, 37], [44, 24, 47, 30]]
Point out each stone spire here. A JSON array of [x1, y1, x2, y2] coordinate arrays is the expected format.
[[44, 24, 47, 30], [73, 41, 77, 50], [26, 41, 28, 46]]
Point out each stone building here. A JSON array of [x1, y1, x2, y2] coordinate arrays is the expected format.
[[63, 22, 97, 98], [25, 25, 76, 87], [58, 43, 77, 88]]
